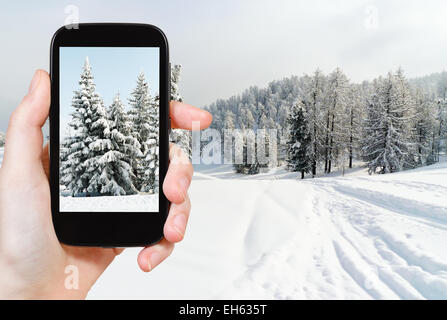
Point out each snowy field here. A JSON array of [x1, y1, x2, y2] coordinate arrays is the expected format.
[[60, 194, 158, 212], [87, 160, 447, 300], [1, 146, 446, 299]]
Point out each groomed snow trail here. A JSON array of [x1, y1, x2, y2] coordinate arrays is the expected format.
[[90, 161, 447, 299], [218, 162, 447, 299]]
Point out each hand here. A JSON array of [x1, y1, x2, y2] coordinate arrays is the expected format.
[[0, 70, 212, 299]]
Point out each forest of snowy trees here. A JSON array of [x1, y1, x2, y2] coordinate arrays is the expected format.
[[208, 68, 447, 177], [0, 131, 5, 147], [60, 57, 162, 197]]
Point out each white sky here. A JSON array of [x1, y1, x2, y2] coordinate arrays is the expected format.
[[1, 0, 447, 132]]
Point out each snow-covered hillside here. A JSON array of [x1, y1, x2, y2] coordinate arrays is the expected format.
[[88, 161, 447, 300]]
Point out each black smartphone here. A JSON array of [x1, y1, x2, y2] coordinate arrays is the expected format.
[[49, 23, 170, 247]]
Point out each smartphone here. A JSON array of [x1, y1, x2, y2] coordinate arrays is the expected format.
[[49, 23, 170, 247]]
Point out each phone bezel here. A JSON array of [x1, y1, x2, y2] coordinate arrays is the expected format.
[[50, 23, 170, 247]]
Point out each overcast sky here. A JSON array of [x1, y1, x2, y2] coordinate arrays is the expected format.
[[1, 0, 447, 132]]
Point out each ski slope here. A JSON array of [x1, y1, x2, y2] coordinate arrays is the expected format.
[[88, 160, 447, 300]]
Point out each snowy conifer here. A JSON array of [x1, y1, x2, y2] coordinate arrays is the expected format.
[[128, 72, 159, 193], [412, 89, 437, 165], [346, 84, 364, 168], [362, 70, 415, 174], [286, 101, 311, 179], [324, 68, 350, 173], [303, 70, 326, 177], [0, 131, 5, 147], [169, 65, 192, 157], [102, 93, 143, 195], [60, 57, 111, 196]]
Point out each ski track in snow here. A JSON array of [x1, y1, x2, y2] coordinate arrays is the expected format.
[[218, 162, 447, 300]]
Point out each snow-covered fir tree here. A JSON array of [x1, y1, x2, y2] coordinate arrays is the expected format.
[[224, 110, 236, 164], [362, 70, 415, 174], [233, 108, 261, 174], [169, 64, 192, 157], [324, 68, 350, 173], [60, 57, 112, 196], [433, 80, 447, 162], [104, 93, 143, 195], [346, 84, 364, 169], [128, 72, 159, 193], [286, 101, 311, 179], [0, 131, 5, 147], [411, 89, 433, 165], [303, 70, 326, 177]]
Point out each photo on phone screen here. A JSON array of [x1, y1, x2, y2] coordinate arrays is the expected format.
[[59, 47, 160, 213]]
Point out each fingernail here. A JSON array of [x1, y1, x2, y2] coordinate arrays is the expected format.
[[148, 251, 162, 272], [28, 71, 40, 94], [173, 214, 186, 237]]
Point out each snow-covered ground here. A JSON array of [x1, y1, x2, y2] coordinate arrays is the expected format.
[[88, 160, 447, 300], [60, 194, 158, 212], [1, 146, 446, 299], [0, 147, 4, 165]]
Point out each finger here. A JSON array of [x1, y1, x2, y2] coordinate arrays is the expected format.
[[113, 248, 125, 256], [164, 193, 191, 243], [163, 144, 193, 204], [137, 238, 174, 272], [170, 101, 212, 130], [41, 143, 50, 179], [3, 70, 50, 176]]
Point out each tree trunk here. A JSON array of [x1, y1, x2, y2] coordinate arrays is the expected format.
[[328, 114, 335, 173], [301, 171, 305, 179], [349, 108, 354, 169], [324, 111, 330, 173]]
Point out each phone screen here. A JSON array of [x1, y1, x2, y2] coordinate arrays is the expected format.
[[59, 47, 160, 213]]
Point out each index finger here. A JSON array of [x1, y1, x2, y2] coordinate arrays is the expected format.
[[170, 101, 212, 130]]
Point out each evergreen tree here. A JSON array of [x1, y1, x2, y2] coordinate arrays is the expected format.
[[60, 57, 111, 196], [346, 84, 364, 168], [324, 68, 350, 173], [0, 131, 5, 147], [412, 89, 437, 165], [105, 93, 143, 195], [362, 70, 415, 174], [224, 110, 236, 165], [142, 92, 159, 193], [286, 101, 311, 179], [169, 65, 192, 157], [305, 70, 326, 177], [128, 72, 159, 193]]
